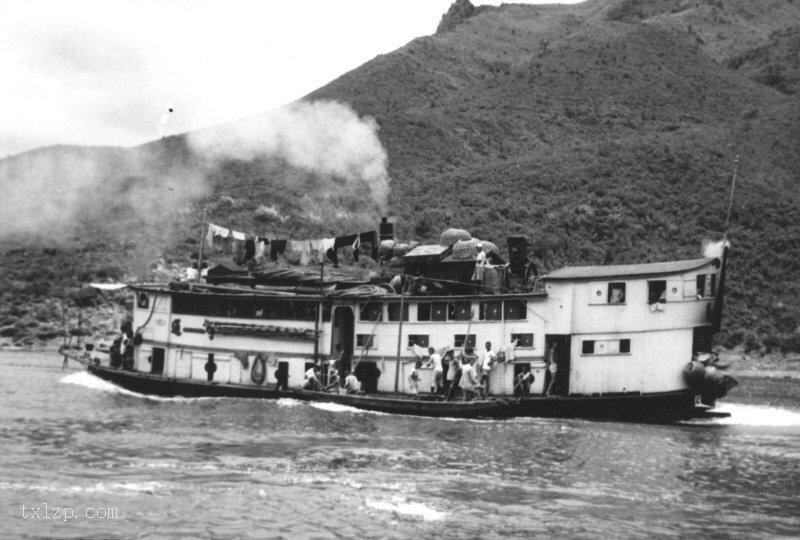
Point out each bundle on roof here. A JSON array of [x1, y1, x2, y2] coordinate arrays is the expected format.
[[439, 228, 471, 246]]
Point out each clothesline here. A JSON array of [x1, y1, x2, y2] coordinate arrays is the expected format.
[[204, 222, 379, 266]]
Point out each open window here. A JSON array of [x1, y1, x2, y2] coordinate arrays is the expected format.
[[359, 303, 383, 322], [697, 274, 716, 298], [608, 282, 626, 304], [648, 280, 667, 305], [454, 334, 476, 348]]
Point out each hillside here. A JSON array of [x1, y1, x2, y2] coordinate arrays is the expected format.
[[1, 0, 799, 355]]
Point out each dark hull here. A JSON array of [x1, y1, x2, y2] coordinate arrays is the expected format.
[[88, 364, 286, 399], [86, 365, 714, 422]]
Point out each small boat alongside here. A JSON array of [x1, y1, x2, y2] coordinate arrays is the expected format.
[[62, 220, 737, 423]]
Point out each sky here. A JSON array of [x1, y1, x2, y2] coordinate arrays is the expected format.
[[0, 0, 582, 159]]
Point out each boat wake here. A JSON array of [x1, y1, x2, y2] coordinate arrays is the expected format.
[[59, 371, 217, 402], [310, 401, 384, 415], [365, 496, 448, 521], [698, 403, 800, 427]]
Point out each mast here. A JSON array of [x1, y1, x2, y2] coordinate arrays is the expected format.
[[393, 279, 406, 393], [196, 205, 208, 278], [713, 155, 738, 333], [314, 263, 323, 363]]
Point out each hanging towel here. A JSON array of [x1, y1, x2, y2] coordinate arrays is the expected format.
[[244, 238, 256, 262], [270, 239, 287, 261]]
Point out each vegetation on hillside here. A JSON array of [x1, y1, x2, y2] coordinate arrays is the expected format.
[[1, 0, 799, 356]]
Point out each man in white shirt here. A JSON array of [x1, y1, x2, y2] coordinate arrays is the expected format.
[[473, 244, 487, 283], [481, 341, 497, 396], [344, 370, 361, 394], [427, 347, 444, 394]]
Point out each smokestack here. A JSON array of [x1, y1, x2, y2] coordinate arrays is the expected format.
[[379, 217, 394, 241]]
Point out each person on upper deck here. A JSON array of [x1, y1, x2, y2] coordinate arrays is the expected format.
[[185, 263, 199, 281], [473, 244, 487, 284]]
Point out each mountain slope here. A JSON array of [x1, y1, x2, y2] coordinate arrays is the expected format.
[[1, 0, 799, 353]]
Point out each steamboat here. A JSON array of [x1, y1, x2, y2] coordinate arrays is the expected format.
[[62, 222, 736, 422]]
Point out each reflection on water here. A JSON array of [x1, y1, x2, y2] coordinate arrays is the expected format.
[[2, 351, 799, 539]]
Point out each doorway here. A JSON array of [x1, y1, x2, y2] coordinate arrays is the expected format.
[[544, 335, 571, 396], [332, 306, 355, 374], [151, 347, 165, 375]]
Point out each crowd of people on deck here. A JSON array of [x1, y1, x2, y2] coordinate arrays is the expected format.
[[299, 339, 568, 401]]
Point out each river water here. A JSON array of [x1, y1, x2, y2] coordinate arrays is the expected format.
[[2, 351, 799, 539]]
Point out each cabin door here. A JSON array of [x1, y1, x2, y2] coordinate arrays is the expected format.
[[151, 347, 165, 375], [544, 335, 570, 396], [332, 306, 355, 373]]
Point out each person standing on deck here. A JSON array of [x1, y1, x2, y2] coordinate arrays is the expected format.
[[481, 341, 497, 396], [408, 361, 421, 395], [427, 347, 444, 393], [445, 353, 461, 400], [546, 342, 559, 396], [459, 352, 478, 401], [473, 244, 487, 284]]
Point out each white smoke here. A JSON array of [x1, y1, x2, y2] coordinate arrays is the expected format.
[[702, 239, 730, 259], [189, 100, 391, 213], [0, 145, 208, 240]]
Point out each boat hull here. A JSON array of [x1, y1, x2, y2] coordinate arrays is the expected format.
[[86, 365, 709, 422]]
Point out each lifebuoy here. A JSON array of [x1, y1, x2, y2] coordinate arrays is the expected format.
[[251, 354, 267, 384]]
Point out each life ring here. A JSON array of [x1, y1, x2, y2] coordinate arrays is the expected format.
[[251, 354, 267, 384]]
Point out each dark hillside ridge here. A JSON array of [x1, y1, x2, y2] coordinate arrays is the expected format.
[[1, 0, 799, 354]]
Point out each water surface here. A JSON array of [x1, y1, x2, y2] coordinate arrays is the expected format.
[[2, 351, 799, 539]]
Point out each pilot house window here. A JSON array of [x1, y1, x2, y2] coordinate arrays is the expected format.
[[697, 274, 716, 298], [648, 280, 667, 304], [608, 283, 626, 304]]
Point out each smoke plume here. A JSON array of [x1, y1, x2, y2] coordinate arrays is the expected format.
[[702, 239, 730, 259], [189, 100, 391, 217], [0, 145, 208, 241]]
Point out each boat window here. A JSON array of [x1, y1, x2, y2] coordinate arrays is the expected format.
[[582, 339, 631, 355], [608, 283, 626, 304], [408, 334, 429, 348], [137, 292, 149, 309], [697, 274, 716, 298], [648, 280, 667, 304], [431, 302, 448, 321], [387, 303, 409, 322], [511, 333, 534, 348], [417, 303, 431, 321], [504, 300, 527, 320], [321, 303, 332, 322], [479, 301, 502, 320], [356, 334, 375, 349], [448, 301, 472, 321], [172, 295, 317, 321], [360, 302, 383, 322], [454, 334, 476, 348]]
